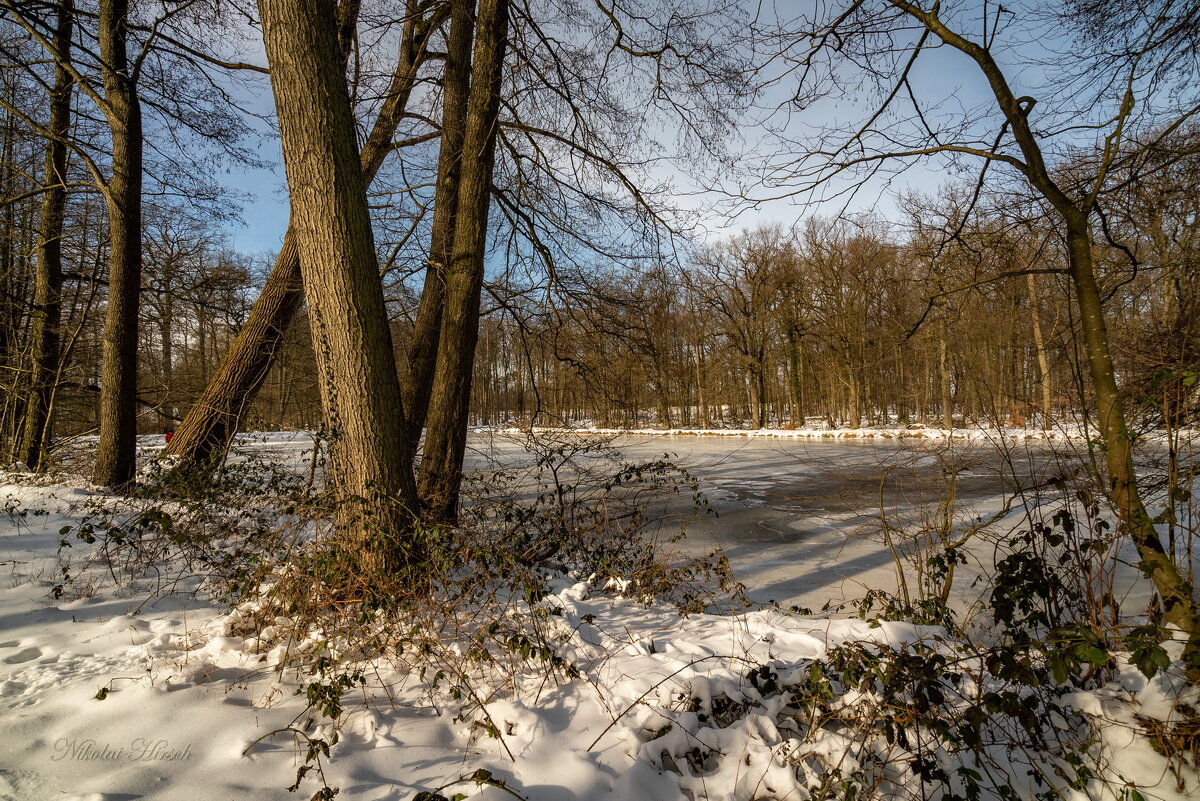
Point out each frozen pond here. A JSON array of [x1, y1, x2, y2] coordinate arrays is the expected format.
[[461, 431, 1102, 611], [137, 429, 1185, 615]]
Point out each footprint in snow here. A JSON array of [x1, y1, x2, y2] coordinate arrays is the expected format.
[[0, 768, 49, 801], [2, 647, 42, 665]]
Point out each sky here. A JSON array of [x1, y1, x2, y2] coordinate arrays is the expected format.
[[222, 137, 289, 255], [213, 0, 1050, 259]]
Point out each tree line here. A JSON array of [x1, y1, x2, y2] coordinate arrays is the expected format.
[[465, 190, 1195, 433]]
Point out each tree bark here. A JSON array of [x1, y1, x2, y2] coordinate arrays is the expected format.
[[20, 0, 73, 470], [402, 0, 475, 450], [939, 320, 952, 430], [159, 285, 173, 397], [785, 323, 804, 427], [0, 109, 16, 460], [94, 0, 143, 488], [653, 371, 673, 429], [752, 358, 767, 428], [848, 371, 862, 429], [1064, 220, 1199, 638], [419, 0, 509, 521], [258, 0, 421, 566], [1026, 272, 1052, 427], [166, 2, 435, 469]]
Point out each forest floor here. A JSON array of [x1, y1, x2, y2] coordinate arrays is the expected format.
[[0, 431, 1197, 801]]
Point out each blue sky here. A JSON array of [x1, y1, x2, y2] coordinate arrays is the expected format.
[[215, 0, 1057, 258], [221, 138, 289, 254]]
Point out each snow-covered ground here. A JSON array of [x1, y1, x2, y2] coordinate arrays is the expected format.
[[496, 423, 1134, 443], [1, 432, 1197, 800]]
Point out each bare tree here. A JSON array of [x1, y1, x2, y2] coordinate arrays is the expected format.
[[764, 0, 1200, 660], [2, 0, 259, 480], [690, 227, 791, 428], [18, 0, 72, 469], [91, 0, 144, 487], [172, 0, 750, 485], [165, 0, 442, 471], [417, 0, 509, 521], [400, 0, 472, 451]]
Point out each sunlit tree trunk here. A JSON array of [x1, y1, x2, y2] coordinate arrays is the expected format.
[[419, 0, 509, 521], [785, 323, 804, 427], [20, 0, 73, 470], [939, 321, 952, 430], [166, 2, 433, 469], [1026, 273, 1052, 427], [692, 341, 707, 426], [94, 0, 143, 488], [1065, 220, 1198, 639], [402, 0, 474, 450], [847, 372, 862, 429], [888, 0, 1200, 662], [258, 0, 422, 566]]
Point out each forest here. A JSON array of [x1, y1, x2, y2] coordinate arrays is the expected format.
[[0, 1, 1198, 800]]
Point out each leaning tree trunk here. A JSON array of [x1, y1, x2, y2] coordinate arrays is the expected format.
[[21, 0, 74, 470], [419, 0, 509, 522], [166, 1, 434, 470], [402, 0, 475, 452], [1064, 219, 1200, 650], [888, 0, 1200, 670], [94, 0, 143, 488], [259, 0, 421, 567]]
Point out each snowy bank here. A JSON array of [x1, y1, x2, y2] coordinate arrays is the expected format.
[[1, 474, 1197, 801], [486, 424, 1187, 444]]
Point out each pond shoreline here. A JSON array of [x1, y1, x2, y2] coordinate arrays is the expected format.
[[480, 422, 1147, 443]]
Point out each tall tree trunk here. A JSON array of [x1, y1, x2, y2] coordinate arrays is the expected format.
[[753, 359, 767, 428], [195, 305, 207, 372], [1026, 272, 1052, 427], [653, 375, 673, 429], [939, 321, 952, 430], [94, 0, 143, 488], [419, 0, 509, 521], [160, 304, 173, 394], [20, 0, 74, 470], [848, 371, 861, 429], [259, 0, 421, 566], [402, 0, 475, 450], [0, 106, 18, 459], [692, 340, 707, 427], [1064, 220, 1200, 647], [166, 2, 435, 469], [887, 0, 1200, 666], [785, 323, 804, 427]]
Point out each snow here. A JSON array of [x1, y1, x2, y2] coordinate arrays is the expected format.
[[1, 434, 1198, 801], [495, 424, 1111, 443]]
